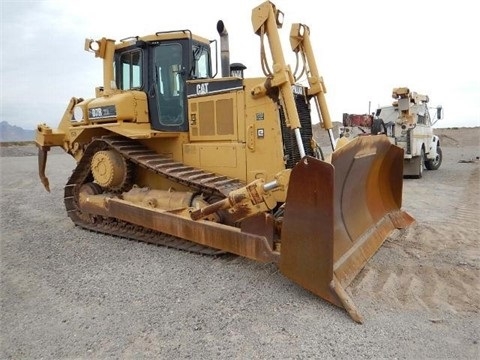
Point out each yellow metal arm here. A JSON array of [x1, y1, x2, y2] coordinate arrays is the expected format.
[[289, 23, 336, 150], [251, 1, 306, 157]]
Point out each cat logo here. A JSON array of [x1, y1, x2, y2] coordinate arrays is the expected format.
[[196, 83, 209, 95]]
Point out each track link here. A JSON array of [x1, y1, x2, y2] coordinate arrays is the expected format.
[[64, 135, 247, 255]]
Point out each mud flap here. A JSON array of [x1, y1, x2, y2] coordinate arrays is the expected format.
[[279, 136, 414, 323]]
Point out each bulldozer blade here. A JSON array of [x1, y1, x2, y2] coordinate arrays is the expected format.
[[280, 136, 414, 323]]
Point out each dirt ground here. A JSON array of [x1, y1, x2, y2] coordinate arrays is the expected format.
[[352, 128, 479, 317], [0, 127, 479, 359]]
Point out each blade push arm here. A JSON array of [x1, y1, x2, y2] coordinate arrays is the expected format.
[[190, 170, 290, 222]]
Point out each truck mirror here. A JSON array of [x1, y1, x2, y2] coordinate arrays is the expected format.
[[436, 106, 443, 120]]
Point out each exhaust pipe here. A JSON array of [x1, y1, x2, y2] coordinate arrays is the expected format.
[[216, 20, 230, 77]]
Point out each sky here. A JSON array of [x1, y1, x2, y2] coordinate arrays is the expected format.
[[1, 0, 479, 130]]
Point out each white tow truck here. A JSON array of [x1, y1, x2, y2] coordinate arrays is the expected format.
[[340, 87, 443, 178]]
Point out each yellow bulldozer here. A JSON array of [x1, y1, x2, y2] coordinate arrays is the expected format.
[[35, 1, 414, 323]]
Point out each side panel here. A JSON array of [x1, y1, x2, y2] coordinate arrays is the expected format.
[[188, 92, 240, 142], [243, 78, 286, 184], [89, 92, 149, 123], [183, 143, 247, 181], [186, 77, 286, 184], [185, 86, 247, 181], [410, 124, 432, 157]]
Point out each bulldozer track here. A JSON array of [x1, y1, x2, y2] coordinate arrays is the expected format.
[[64, 135, 247, 255]]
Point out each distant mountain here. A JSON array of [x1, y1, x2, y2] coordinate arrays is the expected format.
[[0, 121, 35, 142]]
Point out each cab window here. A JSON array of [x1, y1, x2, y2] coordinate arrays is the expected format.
[[192, 45, 210, 79], [120, 50, 142, 90]]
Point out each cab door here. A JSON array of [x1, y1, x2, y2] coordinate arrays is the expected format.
[[149, 42, 188, 132]]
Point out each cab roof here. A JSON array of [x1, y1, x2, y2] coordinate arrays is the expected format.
[[115, 30, 210, 50]]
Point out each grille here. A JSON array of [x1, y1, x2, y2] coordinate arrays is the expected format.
[[280, 92, 314, 169]]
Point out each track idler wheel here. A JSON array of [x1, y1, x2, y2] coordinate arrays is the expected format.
[[90, 150, 132, 191]]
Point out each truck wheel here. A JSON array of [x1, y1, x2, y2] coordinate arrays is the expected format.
[[425, 146, 442, 170]]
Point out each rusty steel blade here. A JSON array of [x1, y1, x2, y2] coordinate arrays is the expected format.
[[279, 136, 414, 323], [331, 136, 414, 287], [279, 157, 340, 305]]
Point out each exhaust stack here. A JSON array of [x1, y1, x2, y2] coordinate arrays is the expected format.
[[216, 20, 230, 77]]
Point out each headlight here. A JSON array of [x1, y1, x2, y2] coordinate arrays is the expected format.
[[73, 106, 84, 121]]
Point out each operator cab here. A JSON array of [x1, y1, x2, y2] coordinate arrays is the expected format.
[[115, 34, 213, 132]]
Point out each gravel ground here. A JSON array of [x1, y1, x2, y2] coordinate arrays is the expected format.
[[1, 139, 479, 359]]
